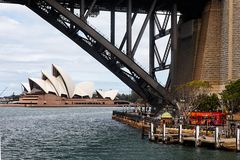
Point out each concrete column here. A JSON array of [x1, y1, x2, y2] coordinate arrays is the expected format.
[[195, 125, 200, 147], [215, 127, 220, 148], [179, 124, 183, 143], [237, 126, 240, 151], [163, 123, 166, 142]]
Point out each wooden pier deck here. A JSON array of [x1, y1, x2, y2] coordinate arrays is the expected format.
[[112, 111, 240, 151]]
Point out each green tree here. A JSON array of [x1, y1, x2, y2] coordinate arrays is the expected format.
[[194, 93, 220, 111], [116, 93, 130, 101], [220, 80, 240, 113], [116, 91, 143, 103], [129, 90, 143, 103], [175, 80, 212, 117]]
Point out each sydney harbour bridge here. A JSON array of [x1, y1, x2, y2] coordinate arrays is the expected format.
[[1, 0, 238, 115]]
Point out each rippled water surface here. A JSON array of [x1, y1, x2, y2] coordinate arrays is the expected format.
[[0, 107, 239, 160]]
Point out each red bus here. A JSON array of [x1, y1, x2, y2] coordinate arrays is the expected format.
[[189, 112, 227, 126]]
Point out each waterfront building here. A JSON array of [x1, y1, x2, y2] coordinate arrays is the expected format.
[[18, 64, 127, 106]]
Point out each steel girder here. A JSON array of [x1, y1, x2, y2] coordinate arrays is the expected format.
[[2, 0, 178, 114]]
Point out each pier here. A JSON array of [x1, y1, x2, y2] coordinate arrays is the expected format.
[[112, 110, 240, 151]]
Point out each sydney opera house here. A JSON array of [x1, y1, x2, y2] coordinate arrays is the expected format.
[[18, 64, 128, 106]]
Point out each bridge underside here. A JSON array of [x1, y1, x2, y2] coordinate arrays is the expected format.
[[0, 0, 209, 115], [2, 0, 209, 19]]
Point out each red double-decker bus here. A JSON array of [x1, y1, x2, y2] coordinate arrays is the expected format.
[[189, 112, 227, 126]]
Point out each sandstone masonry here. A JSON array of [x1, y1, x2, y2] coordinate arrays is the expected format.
[[173, 0, 240, 94]]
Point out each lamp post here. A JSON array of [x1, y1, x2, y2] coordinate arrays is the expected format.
[[230, 110, 233, 121], [220, 99, 224, 113], [179, 99, 185, 124]]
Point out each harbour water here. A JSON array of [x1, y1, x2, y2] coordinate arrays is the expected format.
[[0, 107, 239, 160]]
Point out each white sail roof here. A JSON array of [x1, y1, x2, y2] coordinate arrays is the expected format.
[[55, 76, 68, 97], [52, 64, 75, 98], [29, 78, 57, 95], [74, 82, 94, 98], [45, 79, 57, 94], [22, 64, 118, 99], [21, 83, 31, 93], [96, 89, 118, 100], [29, 78, 48, 93], [42, 71, 59, 96]]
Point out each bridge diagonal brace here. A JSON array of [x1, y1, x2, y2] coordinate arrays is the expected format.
[[153, 43, 162, 67], [29, 1, 149, 100], [44, 0, 173, 96], [162, 37, 171, 65], [131, 0, 157, 57], [119, 13, 137, 52], [84, 0, 97, 19], [24, 0, 177, 115]]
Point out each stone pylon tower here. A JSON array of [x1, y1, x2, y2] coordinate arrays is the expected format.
[[220, 0, 240, 90], [172, 0, 240, 93]]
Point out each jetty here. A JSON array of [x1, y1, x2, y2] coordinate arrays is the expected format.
[[112, 110, 240, 151]]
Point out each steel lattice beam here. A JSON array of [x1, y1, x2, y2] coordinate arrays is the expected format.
[[0, 0, 209, 115], [25, 0, 175, 113], [1, 0, 212, 115]]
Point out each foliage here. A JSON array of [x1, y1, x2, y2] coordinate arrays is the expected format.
[[129, 91, 140, 102], [176, 80, 211, 96], [116, 93, 130, 101], [194, 93, 220, 111], [175, 80, 212, 117], [220, 79, 240, 113], [116, 90, 143, 103]]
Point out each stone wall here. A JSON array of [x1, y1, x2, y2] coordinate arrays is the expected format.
[[193, 0, 222, 92], [220, 0, 240, 90], [173, 0, 240, 94], [232, 0, 240, 80], [220, 0, 229, 87], [171, 19, 200, 89]]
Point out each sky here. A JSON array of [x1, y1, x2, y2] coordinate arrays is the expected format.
[[0, 3, 170, 96]]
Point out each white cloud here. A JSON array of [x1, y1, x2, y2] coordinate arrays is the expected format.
[[0, 16, 20, 36]]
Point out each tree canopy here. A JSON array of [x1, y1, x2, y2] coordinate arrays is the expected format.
[[116, 91, 143, 103], [194, 93, 220, 112], [175, 80, 212, 116], [220, 79, 240, 113]]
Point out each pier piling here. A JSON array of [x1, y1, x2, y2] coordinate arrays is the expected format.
[[150, 122, 155, 141], [195, 125, 200, 147], [237, 125, 240, 151], [163, 123, 166, 142], [179, 124, 183, 143], [215, 127, 220, 148]]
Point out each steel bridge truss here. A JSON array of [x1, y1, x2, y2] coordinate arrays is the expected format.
[[5, 0, 179, 114]]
